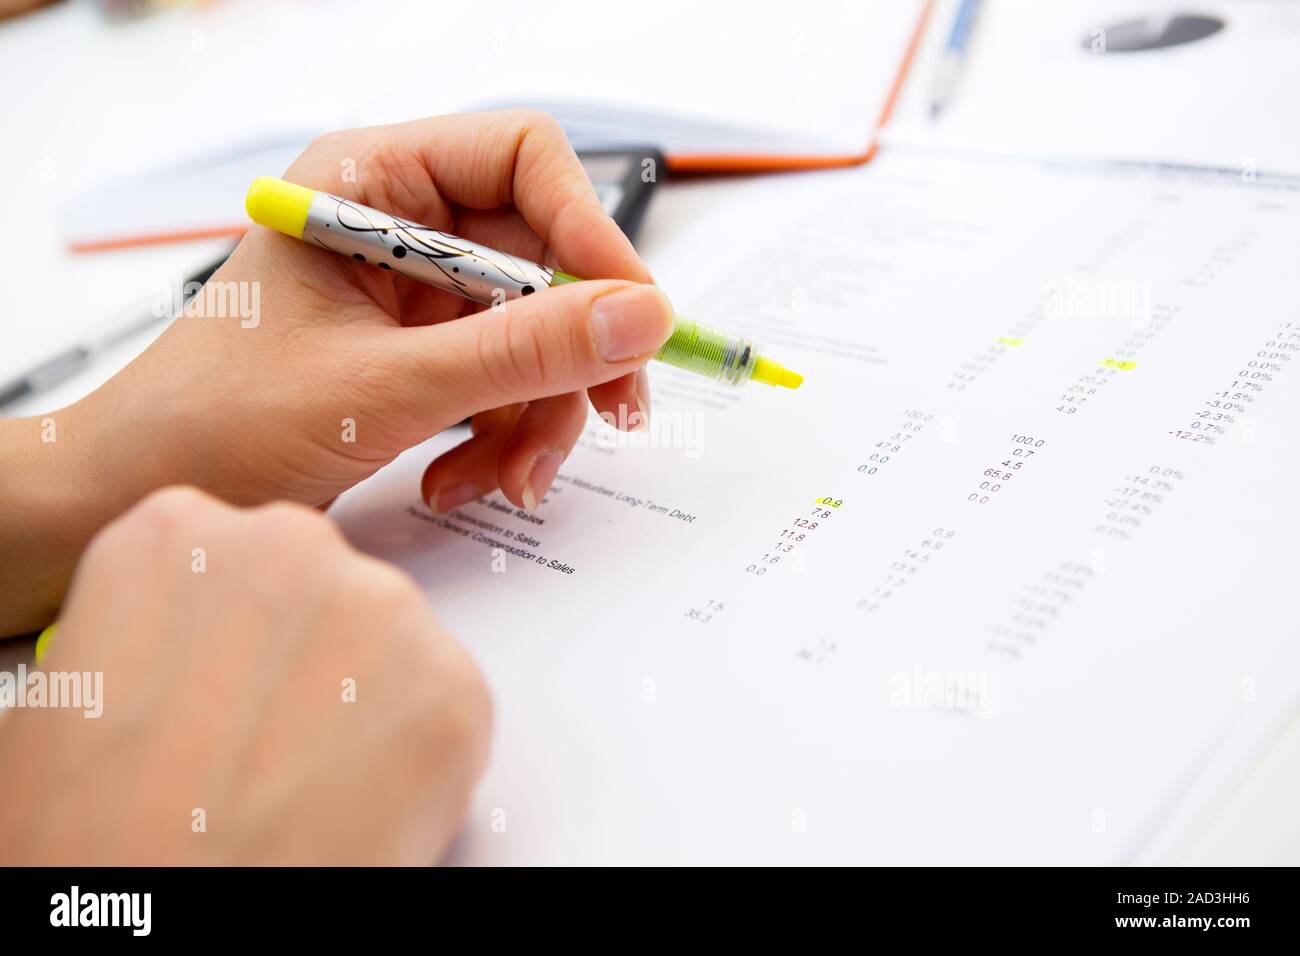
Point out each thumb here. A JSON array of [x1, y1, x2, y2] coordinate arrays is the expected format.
[[401, 280, 674, 418]]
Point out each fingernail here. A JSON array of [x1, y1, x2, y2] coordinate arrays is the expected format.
[[432, 483, 480, 513], [633, 366, 651, 431], [591, 286, 672, 362], [521, 450, 564, 514]]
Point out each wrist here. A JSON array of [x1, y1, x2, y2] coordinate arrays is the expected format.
[[0, 400, 140, 636]]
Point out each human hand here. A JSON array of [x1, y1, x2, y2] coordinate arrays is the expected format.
[[0, 110, 672, 635], [0, 487, 491, 864], [74, 109, 671, 513]]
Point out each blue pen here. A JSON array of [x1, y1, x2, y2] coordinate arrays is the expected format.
[[929, 0, 984, 119]]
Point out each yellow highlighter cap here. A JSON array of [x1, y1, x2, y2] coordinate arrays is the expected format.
[[34, 621, 58, 665], [245, 176, 315, 239]]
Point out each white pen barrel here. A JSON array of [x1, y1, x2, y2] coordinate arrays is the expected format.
[[303, 191, 554, 306]]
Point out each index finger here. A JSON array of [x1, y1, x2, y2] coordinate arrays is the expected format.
[[391, 109, 652, 284]]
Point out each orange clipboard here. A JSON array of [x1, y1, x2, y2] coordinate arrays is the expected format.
[[663, 0, 934, 174], [69, 1, 933, 254]]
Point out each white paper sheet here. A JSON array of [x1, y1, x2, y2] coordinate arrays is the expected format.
[[330, 150, 1300, 864]]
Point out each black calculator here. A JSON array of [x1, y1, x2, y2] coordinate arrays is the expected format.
[[577, 148, 665, 244]]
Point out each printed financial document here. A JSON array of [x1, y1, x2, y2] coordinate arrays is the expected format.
[[331, 151, 1300, 864]]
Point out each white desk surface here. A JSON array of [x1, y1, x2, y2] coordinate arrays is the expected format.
[[1, 0, 1296, 865]]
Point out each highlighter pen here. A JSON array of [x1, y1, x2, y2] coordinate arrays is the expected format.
[[245, 177, 802, 389]]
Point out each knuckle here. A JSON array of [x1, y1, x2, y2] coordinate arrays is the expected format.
[[132, 485, 213, 528], [353, 556, 425, 609], [324, 556, 431, 644], [82, 486, 213, 574], [302, 128, 357, 161], [124, 485, 212, 546], [233, 503, 349, 596], [488, 308, 574, 395], [549, 186, 596, 228], [287, 128, 378, 193], [512, 107, 563, 137], [78, 520, 131, 576], [362, 577, 493, 770], [450, 674, 493, 766], [480, 309, 548, 391], [422, 641, 493, 768], [251, 500, 342, 546]]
